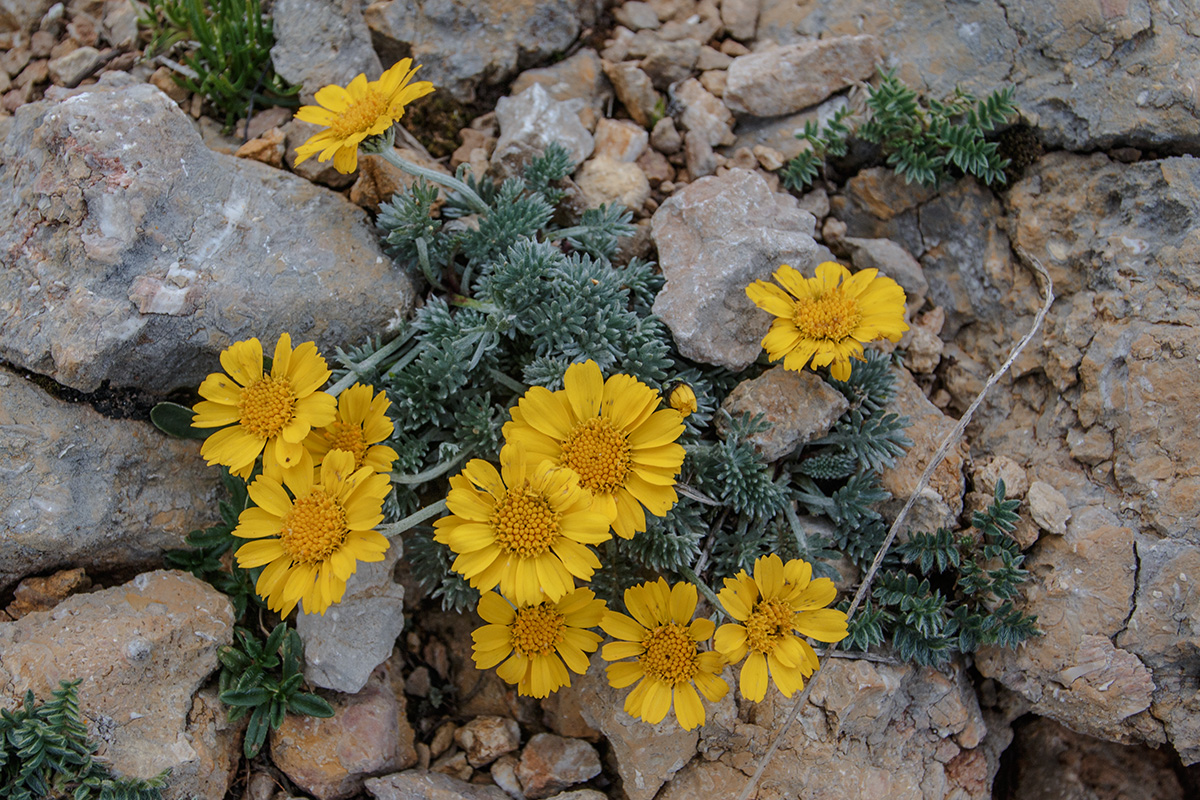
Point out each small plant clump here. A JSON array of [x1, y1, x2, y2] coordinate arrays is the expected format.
[[780, 69, 1018, 191], [0, 681, 167, 800]]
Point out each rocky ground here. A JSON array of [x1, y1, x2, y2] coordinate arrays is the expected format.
[[2, 1, 1199, 799]]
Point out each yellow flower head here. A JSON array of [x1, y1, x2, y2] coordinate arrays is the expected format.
[[304, 383, 399, 475], [472, 588, 606, 698], [746, 261, 908, 381], [231, 450, 391, 617], [714, 554, 849, 703], [192, 334, 337, 481], [503, 360, 686, 540], [600, 578, 728, 731], [294, 59, 435, 174], [433, 443, 611, 606], [665, 382, 698, 418]]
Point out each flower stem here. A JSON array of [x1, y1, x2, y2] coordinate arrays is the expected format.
[[391, 452, 468, 485], [377, 147, 489, 215], [327, 332, 413, 396], [379, 499, 447, 539]]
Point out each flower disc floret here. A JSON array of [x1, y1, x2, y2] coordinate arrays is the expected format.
[[192, 334, 337, 481], [230, 450, 391, 617], [472, 588, 606, 698], [503, 360, 687, 540], [746, 261, 908, 381], [434, 443, 611, 606], [714, 554, 850, 702], [600, 578, 728, 731]]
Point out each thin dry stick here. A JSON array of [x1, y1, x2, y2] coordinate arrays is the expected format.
[[735, 255, 1054, 800]]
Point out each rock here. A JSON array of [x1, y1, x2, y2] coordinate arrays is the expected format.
[[975, 455, 1029, 500], [492, 84, 594, 178], [756, 0, 1200, 151], [544, 792, 607, 800], [575, 653, 698, 800], [365, 771, 511, 800], [4, 566, 91, 618], [602, 60, 661, 128], [683, 130, 717, 178], [574, 155, 650, 211], [675, 77, 735, 147], [0, 84, 415, 394], [364, 0, 584, 103], [297, 543, 407, 694], [350, 145, 450, 213], [234, 126, 286, 168], [650, 115, 682, 154], [718, 367, 849, 462], [431, 750, 472, 781], [0, 0, 53, 35], [840, 237, 928, 320], [902, 310, 944, 374], [149, 65, 187, 102], [454, 716, 521, 768], [539, 684, 603, 742], [0, 570, 236, 799], [270, 0, 382, 101], [651, 168, 818, 371], [640, 36, 700, 88], [489, 753, 522, 797], [47, 44, 105, 87], [636, 148, 673, 188], [516, 733, 601, 800], [615, 2, 661, 31], [102, 0, 139, 50], [271, 674, 416, 800], [174, 687, 249, 800], [592, 117, 648, 162], [0, 372, 219, 593], [1006, 716, 1185, 800], [510, 49, 612, 132], [720, 0, 758, 41], [723, 35, 881, 117], [1027, 481, 1070, 535], [878, 367, 967, 534]]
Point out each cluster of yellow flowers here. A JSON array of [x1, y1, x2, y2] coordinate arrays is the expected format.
[[191, 334, 399, 618]]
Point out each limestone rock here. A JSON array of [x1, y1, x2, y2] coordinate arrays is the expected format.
[[723, 35, 881, 117], [510, 48, 612, 132], [364, 0, 585, 103], [975, 455, 1029, 500], [0, 0, 53, 35], [718, 367, 849, 462], [721, 0, 759, 41], [0, 372, 219, 593], [0, 571, 236, 798], [454, 715, 521, 767], [297, 543, 407, 694], [574, 155, 650, 210], [602, 60, 660, 128], [271, 675, 416, 800], [0, 83, 416, 394], [1027, 481, 1070, 535], [234, 126, 286, 169], [349, 145, 450, 213], [650, 168, 818, 371], [271, 0, 382, 101], [47, 45, 105, 87], [675, 76, 735, 147], [5, 566, 91, 618], [366, 771, 510, 800], [650, 115, 682, 154], [591, 117, 648, 163], [516, 733, 601, 799], [840, 236, 928, 320], [614, 2, 661, 31], [492, 84, 594, 177]]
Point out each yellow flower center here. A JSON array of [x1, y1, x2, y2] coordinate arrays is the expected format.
[[744, 598, 797, 654], [510, 603, 566, 657], [329, 89, 391, 140], [490, 484, 561, 557], [324, 421, 369, 468], [639, 624, 699, 685], [560, 418, 632, 495], [279, 490, 347, 564], [238, 376, 297, 439], [792, 290, 862, 341]]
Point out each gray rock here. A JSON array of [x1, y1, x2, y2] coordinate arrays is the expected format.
[[454, 715, 520, 767], [271, 0, 382, 101], [366, 771, 511, 800], [1027, 481, 1071, 535], [650, 115, 682, 154], [364, 0, 585, 103], [510, 49, 613, 132], [0, 0, 53, 35], [102, 0, 140, 50], [650, 168, 818, 371], [516, 733, 601, 800], [603, 59, 661, 128], [840, 237, 928, 319], [675, 76, 735, 146], [0, 571, 237, 799], [489, 753, 522, 797], [545, 791, 608, 800], [0, 372, 219, 593], [615, 1, 661, 31], [720, 0, 759, 41], [0, 83, 416, 394], [592, 117, 648, 162], [640, 35, 700, 89], [492, 84, 594, 177], [47, 45, 106, 87], [297, 543, 407, 694], [723, 35, 881, 117], [718, 367, 849, 462]]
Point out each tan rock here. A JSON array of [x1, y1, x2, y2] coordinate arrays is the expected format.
[[454, 715, 520, 767], [592, 117, 649, 163], [723, 35, 881, 116], [234, 126, 286, 168], [975, 455, 1029, 500], [676, 77, 735, 147], [1027, 481, 1070, 535], [5, 566, 91, 618], [365, 771, 510, 800], [602, 59, 660, 128], [719, 366, 849, 462], [509, 48, 612, 132], [635, 147, 674, 188], [350, 146, 450, 213], [515, 733, 601, 799], [575, 155, 651, 211]]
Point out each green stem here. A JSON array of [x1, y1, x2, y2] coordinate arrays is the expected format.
[[487, 368, 527, 394], [327, 332, 413, 396], [415, 236, 449, 293], [392, 452, 468, 485], [678, 565, 725, 620], [378, 147, 489, 215], [384, 341, 425, 379], [378, 499, 447, 539]]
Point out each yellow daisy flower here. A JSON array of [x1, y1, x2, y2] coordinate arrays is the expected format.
[[502, 360, 686, 540], [600, 578, 728, 731], [745, 261, 909, 381], [231, 450, 392, 617], [665, 382, 698, 418], [714, 554, 849, 703], [433, 443, 611, 606], [303, 383, 399, 475], [471, 588, 607, 698], [192, 334, 337, 481], [294, 59, 435, 174]]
